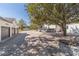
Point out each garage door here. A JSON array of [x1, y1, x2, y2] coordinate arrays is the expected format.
[[15, 28, 18, 34], [16, 28, 18, 34], [12, 28, 15, 35], [1, 26, 10, 40]]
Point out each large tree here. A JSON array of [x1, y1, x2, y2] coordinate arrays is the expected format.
[[27, 4, 48, 30], [17, 19, 27, 30], [26, 3, 79, 36], [50, 4, 79, 36]]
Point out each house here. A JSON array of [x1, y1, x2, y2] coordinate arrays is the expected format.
[[43, 23, 79, 35], [43, 24, 61, 32], [0, 16, 19, 42], [66, 23, 79, 35]]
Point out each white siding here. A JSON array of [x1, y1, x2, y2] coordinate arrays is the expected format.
[[67, 24, 79, 35], [0, 26, 1, 42], [0, 17, 18, 41]]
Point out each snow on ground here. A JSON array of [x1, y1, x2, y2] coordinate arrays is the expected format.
[[0, 30, 79, 56]]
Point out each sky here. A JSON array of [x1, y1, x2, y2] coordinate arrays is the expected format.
[[0, 3, 30, 24]]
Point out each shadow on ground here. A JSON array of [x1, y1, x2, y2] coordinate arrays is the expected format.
[[25, 36, 74, 56], [0, 32, 28, 56], [0, 31, 79, 56]]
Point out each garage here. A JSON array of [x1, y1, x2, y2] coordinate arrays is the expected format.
[[1, 26, 10, 40], [12, 28, 15, 35], [0, 17, 19, 42], [15, 28, 18, 34]]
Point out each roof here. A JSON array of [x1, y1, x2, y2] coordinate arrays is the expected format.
[[0, 16, 16, 23]]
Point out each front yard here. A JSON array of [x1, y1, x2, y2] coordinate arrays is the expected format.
[[0, 30, 79, 56]]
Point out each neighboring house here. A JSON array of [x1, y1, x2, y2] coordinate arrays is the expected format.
[[43, 24, 61, 32], [0, 16, 19, 42], [66, 23, 79, 35], [44, 23, 79, 35]]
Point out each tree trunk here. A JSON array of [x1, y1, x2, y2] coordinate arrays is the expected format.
[[62, 27, 66, 36], [61, 23, 66, 36], [62, 6, 67, 36], [39, 25, 42, 32]]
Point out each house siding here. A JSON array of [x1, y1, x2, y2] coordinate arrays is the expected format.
[[0, 17, 19, 42], [67, 24, 79, 35]]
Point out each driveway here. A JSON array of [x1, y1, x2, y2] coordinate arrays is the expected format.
[[0, 31, 27, 56]]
